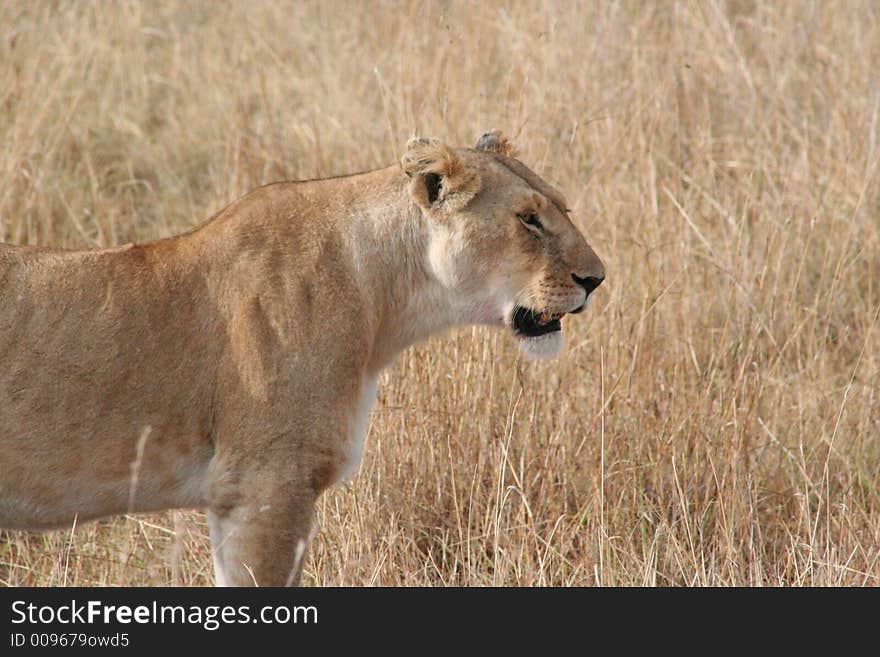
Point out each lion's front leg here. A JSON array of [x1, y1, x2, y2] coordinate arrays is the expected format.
[[203, 377, 364, 586], [207, 486, 318, 587]]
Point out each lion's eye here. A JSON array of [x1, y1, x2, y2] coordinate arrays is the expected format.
[[518, 213, 544, 232]]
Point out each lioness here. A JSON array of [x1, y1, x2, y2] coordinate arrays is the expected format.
[[0, 132, 604, 586]]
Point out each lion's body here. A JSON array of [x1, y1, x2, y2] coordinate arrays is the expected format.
[[0, 134, 604, 585], [0, 238, 216, 528]]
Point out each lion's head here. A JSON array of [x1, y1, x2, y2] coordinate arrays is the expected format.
[[401, 131, 605, 359]]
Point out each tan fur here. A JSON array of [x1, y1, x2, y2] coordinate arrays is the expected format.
[[0, 133, 604, 586]]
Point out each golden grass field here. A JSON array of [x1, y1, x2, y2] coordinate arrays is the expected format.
[[1, 0, 878, 586]]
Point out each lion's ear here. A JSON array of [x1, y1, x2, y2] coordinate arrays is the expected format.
[[475, 130, 517, 158], [401, 137, 481, 212]]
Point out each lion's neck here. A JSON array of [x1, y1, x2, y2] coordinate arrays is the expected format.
[[343, 169, 470, 373], [196, 165, 475, 377]]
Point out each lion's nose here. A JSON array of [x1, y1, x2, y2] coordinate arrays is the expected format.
[[572, 272, 605, 297]]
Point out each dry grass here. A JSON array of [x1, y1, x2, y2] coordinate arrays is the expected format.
[[1, 0, 878, 586]]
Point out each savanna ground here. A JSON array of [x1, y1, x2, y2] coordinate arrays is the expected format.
[[0, 1, 878, 586]]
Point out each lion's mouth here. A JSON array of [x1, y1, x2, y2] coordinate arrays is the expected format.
[[511, 306, 565, 338]]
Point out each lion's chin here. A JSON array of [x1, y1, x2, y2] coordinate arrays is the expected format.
[[517, 331, 563, 360]]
